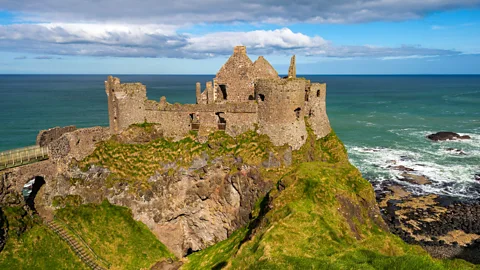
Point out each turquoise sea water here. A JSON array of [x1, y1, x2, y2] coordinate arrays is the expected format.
[[0, 75, 479, 198]]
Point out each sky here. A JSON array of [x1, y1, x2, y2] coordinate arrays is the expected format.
[[0, 0, 479, 74]]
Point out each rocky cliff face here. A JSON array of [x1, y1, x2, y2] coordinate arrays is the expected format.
[[11, 126, 288, 257], [48, 156, 271, 257], [0, 123, 389, 262]]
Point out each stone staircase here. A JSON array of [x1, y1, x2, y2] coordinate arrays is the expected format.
[[46, 220, 108, 270]]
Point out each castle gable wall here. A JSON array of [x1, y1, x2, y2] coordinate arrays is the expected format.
[[252, 56, 278, 79], [215, 46, 254, 103]]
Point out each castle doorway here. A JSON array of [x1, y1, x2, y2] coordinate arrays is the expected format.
[[22, 176, 45, 212], [219, 85, 228, 100], [215, 112, 226, 130]]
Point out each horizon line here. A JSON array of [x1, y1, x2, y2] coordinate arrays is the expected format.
[[1, 73, 480, 76]]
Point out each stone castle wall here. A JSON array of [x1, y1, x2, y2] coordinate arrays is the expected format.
[[105, 77, 147, 133], [306, 83, 331, 138], [256, 78, 309, 150], [105, 46, 331, 149], [145, 101, 258, 138], [215, 46, 255, 103], [36, 125, 77, 147]]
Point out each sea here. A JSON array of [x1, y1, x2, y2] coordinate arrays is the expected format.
[[1, 75, 479, 198]]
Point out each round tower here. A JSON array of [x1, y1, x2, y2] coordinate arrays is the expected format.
[[255, 78, 308, 150]]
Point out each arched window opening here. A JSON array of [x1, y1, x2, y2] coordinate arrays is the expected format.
[[305, 90, 309, 101], [22, 176, 45, 212], [258, 94, 265, 102], [316, 90, 320, 97], [248, 95, 255, 100], [294, 107, 301, 120]]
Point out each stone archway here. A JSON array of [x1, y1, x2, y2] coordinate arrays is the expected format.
[[22, 176, 45, 212]]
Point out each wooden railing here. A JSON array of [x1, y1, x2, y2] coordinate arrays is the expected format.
[[0, 145, 49, 170]]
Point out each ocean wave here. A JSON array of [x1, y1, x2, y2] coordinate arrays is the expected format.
[[347, 142, 480, 198]]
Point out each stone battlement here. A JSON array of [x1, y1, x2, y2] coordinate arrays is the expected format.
[[105, 46, 331, 149]]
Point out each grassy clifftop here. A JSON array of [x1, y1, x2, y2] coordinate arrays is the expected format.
[[183, 131, 478, 269], [2, 124, 478, 269], [55, 201, 175, 269], [0, 202, 174, 270], [0, 207, 87, 269]]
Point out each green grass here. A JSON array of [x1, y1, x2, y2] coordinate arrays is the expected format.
[[182, 132, 480, 270], [0, 224, 88, 269], [55, 200, 175, 270], [81, 128, 292, 193], [5, 124, 478, 269]]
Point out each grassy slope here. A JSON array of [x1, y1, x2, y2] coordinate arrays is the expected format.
[[55, 200, 175, 270], [3, 125, 478, 269], [0, 208, 87, 269], [81, 129, 290, 190], [183, 132, 479, 269]]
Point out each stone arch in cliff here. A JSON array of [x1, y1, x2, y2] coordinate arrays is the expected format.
[[22, 176, 45, 212]]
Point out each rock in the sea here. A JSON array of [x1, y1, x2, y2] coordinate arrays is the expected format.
[[387, 185, 411, 198], [427, 132, 471, 141], [475, 174, 480, 181], [398, 173, 432, 185], [388, 165, 415, 172], [446, 148, 467, 155]]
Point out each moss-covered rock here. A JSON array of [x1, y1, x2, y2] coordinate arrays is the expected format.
[[183, 132, 479, 269]]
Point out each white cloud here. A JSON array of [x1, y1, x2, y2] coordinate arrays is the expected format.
[[185, 28, 328, 55], [0, 24, 461, 59]]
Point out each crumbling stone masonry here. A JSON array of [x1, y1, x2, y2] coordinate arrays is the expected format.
[[36, 126, 77, 147], [105, 46, 331, 150]]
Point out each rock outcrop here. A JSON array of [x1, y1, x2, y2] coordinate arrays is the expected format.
[[427, 132, 471, 141], [377, 184, 480, 264], [46, 154, 271, 257]]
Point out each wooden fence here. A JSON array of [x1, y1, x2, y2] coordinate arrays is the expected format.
[[0, 145, 49, 170]]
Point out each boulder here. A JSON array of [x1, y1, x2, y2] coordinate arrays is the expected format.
[[398, 173, 432, 185], [388, 165, 415, 172], [427, 132, 471, 141], [446, 148, 467, 155]]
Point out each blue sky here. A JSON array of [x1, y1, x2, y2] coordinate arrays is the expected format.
[[0, 1, 479, 74]]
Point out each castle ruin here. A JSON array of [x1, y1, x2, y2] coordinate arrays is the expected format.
[[105, 46, 331, 149]]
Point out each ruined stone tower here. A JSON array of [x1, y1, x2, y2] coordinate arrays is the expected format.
[[105, 76, 147, 134], [256, 78, 308, 149], [105, 46, 331, 150]]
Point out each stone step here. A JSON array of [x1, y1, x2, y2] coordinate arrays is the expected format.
[[45, 220, 107, 270]]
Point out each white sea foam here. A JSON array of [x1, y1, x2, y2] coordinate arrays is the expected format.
[[346, 130, 480, 198]]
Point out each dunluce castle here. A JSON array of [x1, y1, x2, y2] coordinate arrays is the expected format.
[[1, 46, 332, 258], [105, 46, 330, 149]]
